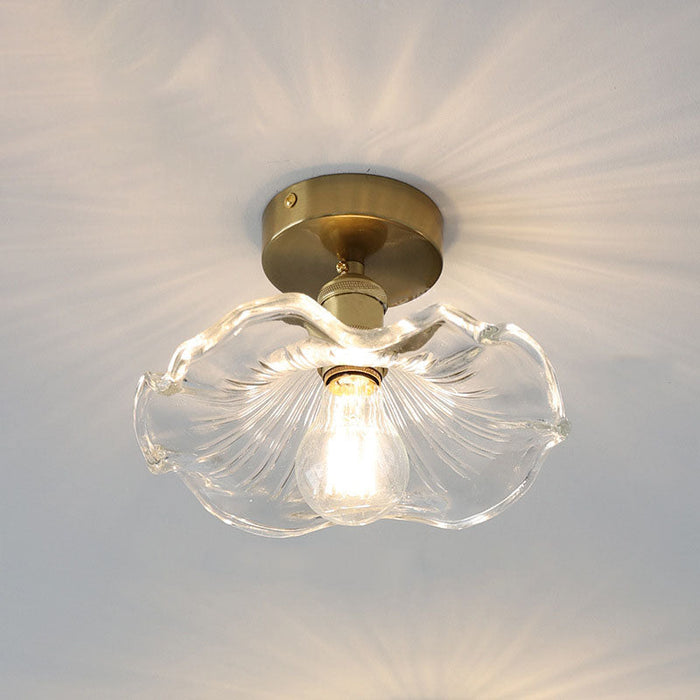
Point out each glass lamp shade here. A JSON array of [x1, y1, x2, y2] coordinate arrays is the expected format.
[[134, 293, 569, 537]]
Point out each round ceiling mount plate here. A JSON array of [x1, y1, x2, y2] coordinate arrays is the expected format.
[[262, 173, 443, 307]]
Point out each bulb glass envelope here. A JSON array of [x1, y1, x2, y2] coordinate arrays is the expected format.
[[134, 293, 569, 537]]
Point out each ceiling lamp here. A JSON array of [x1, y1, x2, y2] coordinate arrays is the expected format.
[[134, 174, 569, 536]]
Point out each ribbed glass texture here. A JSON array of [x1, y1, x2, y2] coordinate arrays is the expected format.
[[134, 293, 569, 537]]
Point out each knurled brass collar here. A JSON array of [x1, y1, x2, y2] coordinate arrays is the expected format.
[[317, 274, 388, 310]]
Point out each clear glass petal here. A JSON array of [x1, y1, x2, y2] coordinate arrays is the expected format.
[[134, 293, 568, 536]]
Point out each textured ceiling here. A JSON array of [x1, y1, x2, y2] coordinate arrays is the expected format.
[[2, 1, 700, 697]]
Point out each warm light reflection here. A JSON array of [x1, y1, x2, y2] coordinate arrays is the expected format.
[[111, 573, 700, 699]]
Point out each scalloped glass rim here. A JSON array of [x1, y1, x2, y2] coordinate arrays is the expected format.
[[134, 293, 568, 536]]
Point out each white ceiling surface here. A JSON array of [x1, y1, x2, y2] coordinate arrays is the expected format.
[[2, 1, 699, 697]]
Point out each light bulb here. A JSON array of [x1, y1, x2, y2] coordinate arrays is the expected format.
[[295, 371, 409, 526]]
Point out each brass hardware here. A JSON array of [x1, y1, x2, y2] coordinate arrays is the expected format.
[[323, 365, 384, 388], [318, 272, 387, 329], [262, 173, 443, 307]]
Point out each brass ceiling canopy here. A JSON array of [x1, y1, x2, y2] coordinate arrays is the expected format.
[[262, 173, 443, 307]]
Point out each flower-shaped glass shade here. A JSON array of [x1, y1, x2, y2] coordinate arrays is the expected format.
[[134, 293, 568, 537]]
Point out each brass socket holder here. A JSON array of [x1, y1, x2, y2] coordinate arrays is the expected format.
[[317, 269, 388, 383], [317, 270, 388, 330]]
